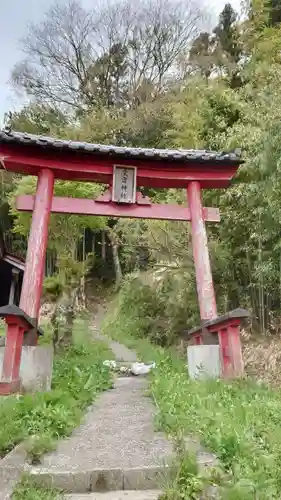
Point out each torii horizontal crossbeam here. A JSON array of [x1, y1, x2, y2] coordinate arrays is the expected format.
[[17, 195, 220, 222]]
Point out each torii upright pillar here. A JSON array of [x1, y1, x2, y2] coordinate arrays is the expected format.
[[187, 181, 244, 377], [20, 168, 54, 326], [0, 168, 54, 394], [188, 181, 217, 321]]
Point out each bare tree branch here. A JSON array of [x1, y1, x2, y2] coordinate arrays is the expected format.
[[10, 0, 206, 112]]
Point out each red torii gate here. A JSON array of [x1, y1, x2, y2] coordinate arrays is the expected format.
[[0, 130, 248, 394]]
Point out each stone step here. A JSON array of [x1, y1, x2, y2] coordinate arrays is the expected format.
[[29, 450, 218, 494], [29, 465, 171, 492], [64, 491, 162, 499]]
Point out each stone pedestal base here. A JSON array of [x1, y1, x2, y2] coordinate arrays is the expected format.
[[187, 345, 221, 379], [0, 346, 53, 394]]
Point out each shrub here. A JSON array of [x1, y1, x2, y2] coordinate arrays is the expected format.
[[107, 271, 199, 346]]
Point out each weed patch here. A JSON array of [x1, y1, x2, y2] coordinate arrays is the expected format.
[[13, 476, 61, 500]]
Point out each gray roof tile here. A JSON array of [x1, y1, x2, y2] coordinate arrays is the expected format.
[[0, 130, 242, 164]]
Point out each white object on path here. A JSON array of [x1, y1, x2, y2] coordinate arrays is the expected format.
[[130, 362, 156, 376], [102, 359, 156, 376]]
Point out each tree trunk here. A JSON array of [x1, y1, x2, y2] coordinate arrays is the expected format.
[[63, 289, 77, 345], [112, 243, 122, 288], [51, 288, 77, 350], [107, 230, 122, 288], [101, 230, 106, 260]]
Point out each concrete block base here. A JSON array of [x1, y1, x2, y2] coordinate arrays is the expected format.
[[0, 346, 54, 394], [187, 345, 221, 379]]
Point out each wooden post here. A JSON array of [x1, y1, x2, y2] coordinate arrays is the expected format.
[[195, 334, 203, 345], [218, 328, 231, 376], [1, 320, 24, 388], [20, 169, 54, 327], [219, 322, 244, 377], [101, 230, 106, 260], [0, 307, 43, 395], [9, 268, 19, 305], [187, 181, 217, 321], [228, 324, 244, 377]]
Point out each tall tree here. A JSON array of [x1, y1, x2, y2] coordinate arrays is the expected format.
[[188, 4, 242, 86], [4, 104, 68, 135], [11, 0, 204, 113], [188, 32, 217, 78], [214, 3, 241, 64]]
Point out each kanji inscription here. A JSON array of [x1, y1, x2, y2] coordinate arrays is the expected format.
[[112, 166, 137, 204]]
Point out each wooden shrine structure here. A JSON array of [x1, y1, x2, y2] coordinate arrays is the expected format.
[[0, 227, 25, 312], [0, 130, 248, 394]]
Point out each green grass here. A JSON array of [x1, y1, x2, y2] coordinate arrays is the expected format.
[[0, 318, 5, 336], [103, 298, 281, 499], [13, 476, 61, 500], [0, 318, 113, 461]]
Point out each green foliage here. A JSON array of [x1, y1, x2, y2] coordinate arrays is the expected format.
[[160, 449, 206, 500], [150, 356, 281, 498], [103, 271, 199, 346], [214, 3, 241, 63], [122, 99, 177, 148], [103, 302, 281, 498], [268, 0, 281, 26], [43, 275, 63, 301], [190, 3, 242, 85], [0, 319, 112, 460], [5, 104, 68, 136], [0, 318, 6, 336], [200, 84, 243, 149], [44, 253, 94, 300], [13, 476, 60, 500], [9, 177, 107, 254]]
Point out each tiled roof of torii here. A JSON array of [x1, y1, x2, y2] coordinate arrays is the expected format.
[[0, 130, 242, 165]]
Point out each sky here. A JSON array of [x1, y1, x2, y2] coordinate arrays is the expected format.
[[0, 0, 242, 124]]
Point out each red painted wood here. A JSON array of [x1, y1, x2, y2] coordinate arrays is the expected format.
[[95, 189, 152, 206], [1, 323, 24, 382], [227, 324, 244, 377], [0, 144, 239, 189], [0, 380, 21, 395], [202, 318, 241, 334], [195, 334, 203, 345], [95, 190, 112, 203], [187, 181, 217, 321], [16, 195, 221, 222], [136, 192, 151, 205], [190, 318, 244, 377], [218, 328, 232, 377], [189, 318, 242, 337], [19, 169, 54, 322]]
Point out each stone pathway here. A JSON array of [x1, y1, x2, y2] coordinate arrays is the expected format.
[[40, 376, 172, 471], [90, 310, 137, 363], [29, 311, 173, 498]]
